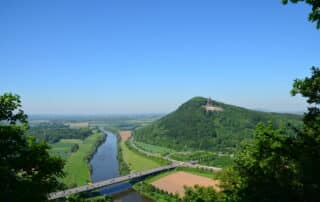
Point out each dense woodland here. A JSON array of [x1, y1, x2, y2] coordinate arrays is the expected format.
[[28, 122, 92, 143], [135, 97, 302, 152]]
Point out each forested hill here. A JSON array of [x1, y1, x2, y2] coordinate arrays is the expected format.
[[134, 97, 302, 152]]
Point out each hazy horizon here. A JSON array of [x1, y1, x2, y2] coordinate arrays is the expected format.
[[26, 96, 306, 116], [2, 1, 318, 114]]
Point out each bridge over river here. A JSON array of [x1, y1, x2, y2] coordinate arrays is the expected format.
[[48, 164, 179, 200], [49, 128, 222, 200]]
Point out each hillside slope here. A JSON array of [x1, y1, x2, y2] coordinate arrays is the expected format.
[[134, 97, 302, 152]]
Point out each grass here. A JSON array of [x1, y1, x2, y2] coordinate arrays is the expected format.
[[50, 139, 82, 159], [61, 131, 105, 187], [120, 141, 164, 172], [134, 140, 175, 155], [60, 139, 83, 144]]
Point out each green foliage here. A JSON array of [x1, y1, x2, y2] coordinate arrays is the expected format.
[[291, 67, 320, 200], [219, 67, 320, 202], [134, 140, 175, 155], [0, 93, 64, 202], [119, 141, 168, 173], [116, 136, 131, 175], [133, 181, 181, 202], [50, 139, 82, 159], [183, 185, 220, 202], [125, 141, 170, 165], [225, 122, 300, 202], [0, 92, 28, 124], [291, 67, 320, 103], [63, 194, 111, 202], [28, 122, 92, 143], [282, 0, 320, 29], [170, 151, 234, 168], [135, 97, 301, 152], [62, 131, 105, 187]]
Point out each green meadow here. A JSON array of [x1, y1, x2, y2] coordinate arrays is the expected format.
[[134, 140, 175, 155], [120, 141, 164, 172], [59, 131, 105, 187], [50, 139, 82, 159]]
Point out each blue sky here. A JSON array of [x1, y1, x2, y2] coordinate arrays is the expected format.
[[1, 1, 319, 114]]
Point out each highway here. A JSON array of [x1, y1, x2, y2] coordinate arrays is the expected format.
[[48, 164, 178, 200]]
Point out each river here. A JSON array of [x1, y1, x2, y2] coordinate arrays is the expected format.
[[90, 130, 152, 202]]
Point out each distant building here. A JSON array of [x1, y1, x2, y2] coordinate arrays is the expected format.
[[206, 97, 213, 107], [204, 97, 223, 112]]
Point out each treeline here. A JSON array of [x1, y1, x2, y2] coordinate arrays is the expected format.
[[115, 133, 131, 175], [28, 122, 92, 143], [170, 151, 234, 168], [134, 97, 302, 152], [54, 193, 111, 202], [134, 181, 181, 202]]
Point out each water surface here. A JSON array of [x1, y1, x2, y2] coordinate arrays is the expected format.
[[90, 130, 152, 202]]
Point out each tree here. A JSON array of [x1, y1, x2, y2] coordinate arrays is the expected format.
[[183, 185, 220, 202], [0, 93, 27, 124], [282, 0, 320, 29], [220, 67, 320, 202], [223, 123, 301, 202], [291, 67, 320, 201], [0, 93, 65, 202]]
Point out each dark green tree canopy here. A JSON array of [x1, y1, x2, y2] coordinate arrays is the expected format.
[[282, 0, 320, 29], [219, 67, 320, 202], [291, 67, 320, 104], [183, 185, 219, 202], [0, 93, 64, 202], [0, 93, 27, 124]]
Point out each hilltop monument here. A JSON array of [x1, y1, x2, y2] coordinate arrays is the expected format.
[[204, 97, 223, 112]]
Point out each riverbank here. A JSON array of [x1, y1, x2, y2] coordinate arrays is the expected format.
[[61, 130, 106, 187], [117, 130, 169, 174]]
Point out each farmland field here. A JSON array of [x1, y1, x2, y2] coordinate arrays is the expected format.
[[119, 130, 132, 142], [151, 171, 220, 197], [61, 131, 105, 187], [65, 121, 89, 128]]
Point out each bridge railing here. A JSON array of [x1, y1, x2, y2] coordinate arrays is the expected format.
[[48, 164, 179, 200]]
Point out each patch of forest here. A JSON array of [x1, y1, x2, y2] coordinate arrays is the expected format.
[[134, 97, 302, 152], [28, 122, 92, 143]]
